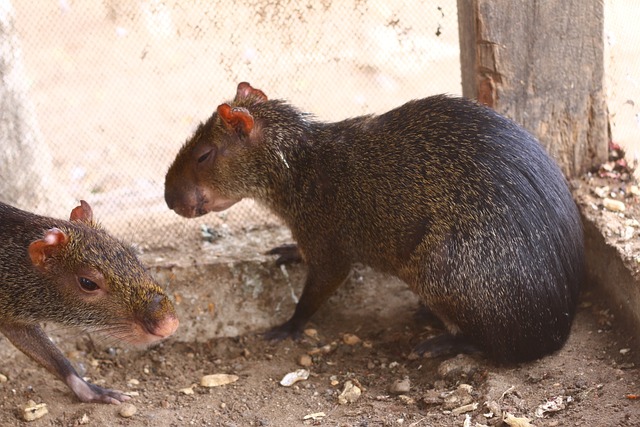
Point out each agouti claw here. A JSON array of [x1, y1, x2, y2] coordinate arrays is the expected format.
[[265, 243, 303, 266]]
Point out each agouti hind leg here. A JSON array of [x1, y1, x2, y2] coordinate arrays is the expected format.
[[0, 322, 130, 404], [265, 261, 351, 340]]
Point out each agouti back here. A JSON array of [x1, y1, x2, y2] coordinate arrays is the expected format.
[[164, 82, 584, 363], [0, 200, 179, 403]]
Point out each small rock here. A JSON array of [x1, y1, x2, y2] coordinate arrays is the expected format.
[[127, 378, 140, 386], [119, 403, 137, 418], [423, 389, 442, 406], [503, 412, 533, 427], [179, 385, 195, 395], [484, 400, 502, 418], [398, 395, 415, 405], [593, 186, 610, 198], [342, 333, 361, 345], [22, 400, 48, 422], [620, 348, 631, 355], [442, 384, 474, 410], [78, 414, 90, 425], [280, 369, 309, 387], [0, 373, 7, 383], [437, 354, 480, 381], [630, 185, 640, 197], [308, 344, 333, 355], [201, 374, 239, 388], [603, 198, 626, 212], [304, 328, 318, 339], [298, 354, 313, 367], [303, 412, 326, 421], [535, 396, 565, 418], [337, 380, 362, 404], [389, 378, 411, 395]]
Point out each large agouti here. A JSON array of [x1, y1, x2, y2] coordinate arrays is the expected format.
[[164, 82, 584, 363], [0, 200, 179, 404]]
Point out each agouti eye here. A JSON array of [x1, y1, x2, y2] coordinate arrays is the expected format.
[[78, 277, 99, 292], [197, 149, 213, 164]]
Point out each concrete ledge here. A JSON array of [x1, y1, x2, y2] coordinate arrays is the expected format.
[[140, 226, 417, 343], [583, 213, 640, 343]]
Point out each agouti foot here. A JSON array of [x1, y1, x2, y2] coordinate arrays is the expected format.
[[263, 320, 304, 341], [414, 334, 481, 359], [69, 376, 131, 404], [265, 243, 303, 266]]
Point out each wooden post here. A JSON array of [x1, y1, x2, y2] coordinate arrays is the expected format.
[[457, 0, 607, 178]]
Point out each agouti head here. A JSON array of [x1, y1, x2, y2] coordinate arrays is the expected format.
[[165, 82, 277, 218], [25, 201, 179, 345]]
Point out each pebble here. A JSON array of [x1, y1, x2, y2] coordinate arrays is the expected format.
[[179, 385, 195, 395], [78, 414, 90, 425], [297, 354, 313, 367], [442, 384, 475, 410], [337, 380, 362, 404], [119, 403, 137, 418], [503, 412, 533, 427], [0, 373, 7, 383], [279, 369, 309, 387], [389, 378, 411, 395], [22, 400, 48, 422], [437, 355, 480, 381], [201, 374, 239, 388], [630, 185, 640, 197], [423, 389, 442, 406], [603, 198, 626, 212], [342, 333, 361, 345], [304, 328, 318, 339]]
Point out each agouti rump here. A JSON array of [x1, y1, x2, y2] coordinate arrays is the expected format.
[[164, 82, 584, 363]]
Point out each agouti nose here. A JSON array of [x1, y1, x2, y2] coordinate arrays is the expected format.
[[142, 294, 179, 339], [151, 314, 179, 338]]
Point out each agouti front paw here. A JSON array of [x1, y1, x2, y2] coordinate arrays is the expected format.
[[69, 376, 131, 404], [263, 319, 304, 341], [265, 243, 303, 266]]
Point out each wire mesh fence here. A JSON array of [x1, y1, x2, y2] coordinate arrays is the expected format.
[[4, 0, 461, 244], [3, 1, 639, 245]]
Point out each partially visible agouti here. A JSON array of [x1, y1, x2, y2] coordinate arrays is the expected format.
[[164, 82, 584, 363], [0, 200, 179, 404]]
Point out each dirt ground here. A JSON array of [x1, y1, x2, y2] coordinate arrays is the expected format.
[[0, 244, 638, 427], [1, 175, 640, 427]]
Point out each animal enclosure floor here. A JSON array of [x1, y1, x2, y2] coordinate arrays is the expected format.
[[0, 262, 637, 426]]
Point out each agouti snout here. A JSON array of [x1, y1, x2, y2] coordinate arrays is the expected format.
[[165, 82, 584, 364], [0, 200, 179, 404]]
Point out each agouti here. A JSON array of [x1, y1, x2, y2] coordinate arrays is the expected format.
[[164, 82, 584, 363], [0, 200, 179, 404]]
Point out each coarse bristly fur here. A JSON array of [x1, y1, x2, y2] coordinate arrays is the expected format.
[[0, 201, 179, 403], [165, 83, 584, 363]]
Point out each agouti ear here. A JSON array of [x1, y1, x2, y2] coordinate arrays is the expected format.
[[217, 103, 255, 136], [28, 228, 69, 269], [70, 200, 93, 223], [235, 82, 268, 103]]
